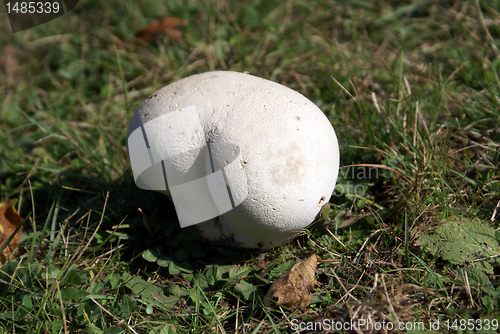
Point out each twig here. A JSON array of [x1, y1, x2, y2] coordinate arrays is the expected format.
[[353, 229, 384, 264], [381, 274, 400, 325], [472, 252, 500, 262], [461, 268, 475, 307], [331, 268, 359, 303], [325, 227, 346, 248], [138, 207, 155, 240], [89, 295, 138, 334], [75, 192, 109, 263], [235, 297, 239, 334], [491, 199, 500, 222]]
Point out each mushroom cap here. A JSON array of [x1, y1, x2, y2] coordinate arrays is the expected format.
[[127, 71, 340, 250]]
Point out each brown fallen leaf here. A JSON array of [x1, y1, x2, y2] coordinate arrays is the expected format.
[[256, 253, 266, 270], [135, 17, 187, 43], [264, 254, 319, 310], [1, 45, 19, 88], [0, 200, 23, 264]]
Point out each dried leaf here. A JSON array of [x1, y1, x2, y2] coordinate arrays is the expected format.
[[1, 45, 19, 87], [0, 200, 23, 264], [256, 253, 266, 270], [135, 17, 187, 43], [264, 254, 319, 310]]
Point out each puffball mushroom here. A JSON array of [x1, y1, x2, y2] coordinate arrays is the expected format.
[[126, 71, 339, 250]]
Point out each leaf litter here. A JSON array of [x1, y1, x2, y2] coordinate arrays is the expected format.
[[135, 17, 187, 43], [264, 254, 319, 310], [0, 200, 23, 264]]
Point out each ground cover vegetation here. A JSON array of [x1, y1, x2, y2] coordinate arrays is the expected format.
[[1, 0, 500, 332]]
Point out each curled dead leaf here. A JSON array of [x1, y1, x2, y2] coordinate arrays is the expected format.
[[0, 200, 23, 264], [264, 254, 319, 310], [135, 17, 187, 43], [256, 253, 266, 270]]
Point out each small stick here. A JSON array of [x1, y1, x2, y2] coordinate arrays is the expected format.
[[491, 199, 500, 222]]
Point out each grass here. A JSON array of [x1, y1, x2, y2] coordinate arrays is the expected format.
[[1, 0, 500, 332]]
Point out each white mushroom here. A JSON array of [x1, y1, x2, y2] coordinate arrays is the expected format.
[[127, 71, 339, 250]]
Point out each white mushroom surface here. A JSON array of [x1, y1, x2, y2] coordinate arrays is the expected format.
[[127, 71, 340, 250]]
